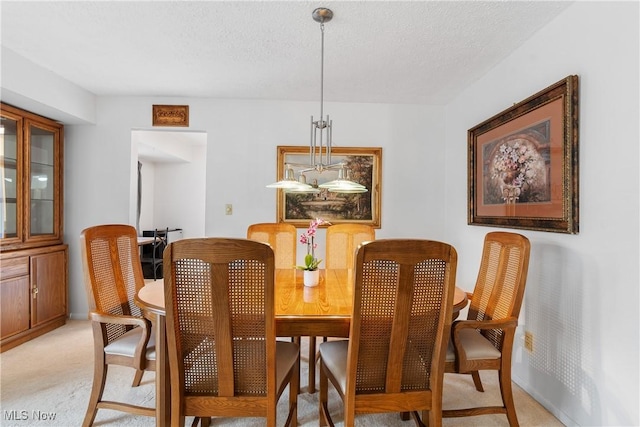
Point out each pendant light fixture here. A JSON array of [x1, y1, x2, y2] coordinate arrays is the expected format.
[[267, 8, 367, 194]]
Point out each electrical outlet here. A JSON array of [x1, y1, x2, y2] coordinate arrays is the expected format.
[[225, 204, 233, 215], [524, 331, 533, 352]]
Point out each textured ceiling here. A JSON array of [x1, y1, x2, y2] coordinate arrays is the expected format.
[[1, 1, 572, 105]]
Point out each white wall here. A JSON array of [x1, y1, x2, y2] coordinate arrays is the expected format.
[[199, 100, 446, 240], [444, 2, 639, 426], [62, 96, 441, 319], [152, 143, 207, 239], [138, 160, 156, 231], [137, 149, 207, 239], [1, 46, 96, 124]]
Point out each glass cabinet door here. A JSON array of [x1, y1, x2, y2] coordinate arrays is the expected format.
[[26, 121, 60, 240], [1, 104, 62, 250], [1, 114, 22, 243]]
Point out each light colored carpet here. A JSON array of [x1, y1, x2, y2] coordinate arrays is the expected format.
[[0, 320, 563, 426]]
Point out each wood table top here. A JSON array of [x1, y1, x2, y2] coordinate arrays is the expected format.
[[137, 268, 468, 320]]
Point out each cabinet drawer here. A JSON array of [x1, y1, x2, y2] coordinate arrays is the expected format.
[[0, 257, 29, 280]]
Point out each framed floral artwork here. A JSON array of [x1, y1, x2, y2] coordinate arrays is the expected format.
[[275, 146, 382, 228], [468, 75, 579, 234]]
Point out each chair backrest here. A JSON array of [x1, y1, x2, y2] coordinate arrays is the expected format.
[[164, 238, 276, 398], [467, 232, 531, 349], [80, 224, 146, 342], [348, 239, 457, 396], [153, 227, 168, 258], [247, 223, 297, 269], [325, 223, 375, 269]]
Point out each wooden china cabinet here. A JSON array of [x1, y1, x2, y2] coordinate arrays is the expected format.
[[0, 103, 67, 352]]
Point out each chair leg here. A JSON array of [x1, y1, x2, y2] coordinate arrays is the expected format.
[[293, 336, 301, 394], [471, 370, 484, 392], [308, 336, 317, 393], [82, 359, 108, 427], [190, 418, 210, 427], [423, 397, 441, 427], [287, 356, 299, 427], [132, 368, 144, 387], [318, 361, 332, 427], [499, 368, 520, 427], [307, 336, 329, 394], [413, 411, 428, 427], [173, 412, 186, 427]]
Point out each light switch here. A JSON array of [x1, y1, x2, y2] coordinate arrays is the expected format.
[[225, 204, 233, 215]]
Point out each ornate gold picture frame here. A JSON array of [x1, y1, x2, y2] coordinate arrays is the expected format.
[[275, 146, 382, 228], [468, 75, 579, 234]]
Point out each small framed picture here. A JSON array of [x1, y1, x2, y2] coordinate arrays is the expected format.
[[152, 105, 189, 127]]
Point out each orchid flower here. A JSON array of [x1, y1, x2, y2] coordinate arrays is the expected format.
[[297, 218, 330, 271]]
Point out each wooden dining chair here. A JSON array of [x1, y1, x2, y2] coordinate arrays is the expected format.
[[302, 223, 376, 393], [140, 227, 168, 280], [325, 223, 375, 269], [247, 222, 298, 269], [443, 231, 531, 427], [319, 239, 458, 427], [79, 224, 156, 427], [247, 222, 303, 392], [163, 238, 299, 427]]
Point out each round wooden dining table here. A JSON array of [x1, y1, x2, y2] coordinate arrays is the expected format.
[[136, 268, 468, 426]]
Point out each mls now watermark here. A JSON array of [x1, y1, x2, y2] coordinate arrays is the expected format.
[[3, 410, 57, 422]]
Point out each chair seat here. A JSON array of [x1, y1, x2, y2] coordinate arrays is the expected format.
[[320, 339, 435, 395], [276, 341, 299, 390], [445, 328, 501, 362], [104, 326, 156, 360], [318, 340, 348, 393]]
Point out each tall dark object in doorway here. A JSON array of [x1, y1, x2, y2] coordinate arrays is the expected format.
[[140, 228, 167, 280]]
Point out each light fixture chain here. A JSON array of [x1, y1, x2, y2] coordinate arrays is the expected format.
[[320, 22, 325, 122], [319, 21, 325, 165]]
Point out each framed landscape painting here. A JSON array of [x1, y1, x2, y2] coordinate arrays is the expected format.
[[275, 146, 382, 228], [468, 75, 579, 234]]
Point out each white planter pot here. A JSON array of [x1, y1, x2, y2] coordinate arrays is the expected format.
[[303, 269, 320, 287]]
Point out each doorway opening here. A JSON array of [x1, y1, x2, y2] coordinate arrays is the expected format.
[[130, 129, 207, 240]]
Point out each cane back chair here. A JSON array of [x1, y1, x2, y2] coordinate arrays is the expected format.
[[443, 231, 531, 427], [247, 223, 297, 270], [163, 238, 299, 427], [140, 227, 168, 280], [303, 223, 376, 393], [247, 222, 303, 393], [79, 224, 156, 426], [319, 239, 458, 427], [325, 223, 375, 269]]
